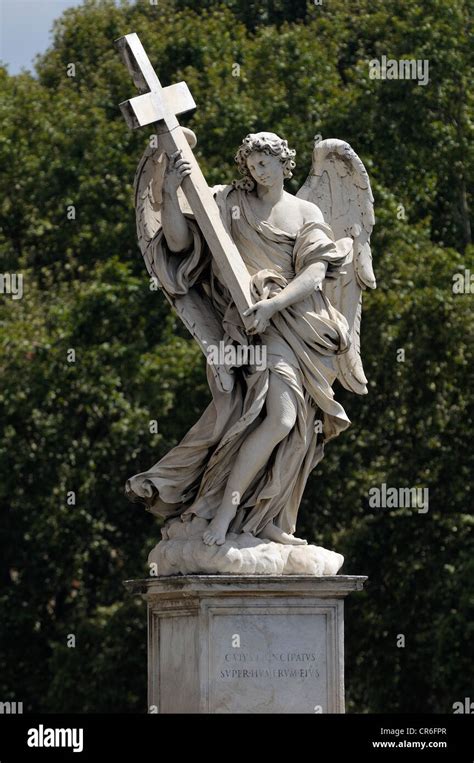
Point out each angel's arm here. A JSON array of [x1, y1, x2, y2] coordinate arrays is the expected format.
[[271, 196, 334, 310], [270, 202, 329, 311], [244, 260, 327, 335], [161, 150, 193, 252], [244, 204, 333, 334], [270, 261, 327, 312]]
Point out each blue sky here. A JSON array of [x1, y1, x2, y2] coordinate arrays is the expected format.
[[0, 0, 84, 74]]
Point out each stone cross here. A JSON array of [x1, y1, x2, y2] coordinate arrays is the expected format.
[[115, 33, 254, 330]]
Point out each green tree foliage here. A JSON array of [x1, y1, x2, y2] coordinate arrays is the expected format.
[[0, 0, 472, 712]]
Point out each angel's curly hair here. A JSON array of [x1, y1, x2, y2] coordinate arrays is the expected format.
[[233, 132, 296, 191]]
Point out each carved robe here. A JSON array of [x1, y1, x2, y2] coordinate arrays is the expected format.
[[126, 186, 351, 535]]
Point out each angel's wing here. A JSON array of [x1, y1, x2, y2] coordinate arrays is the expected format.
[[297, 139, 376, 395], [134, 128, 232, 392]]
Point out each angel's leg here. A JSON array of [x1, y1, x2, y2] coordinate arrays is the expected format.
[[202, 373, 298, 546]]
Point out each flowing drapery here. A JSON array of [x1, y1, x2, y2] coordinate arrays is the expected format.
[[125, 186, 352, 535]]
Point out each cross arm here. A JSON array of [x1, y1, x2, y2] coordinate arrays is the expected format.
[[115, 33, 255, 331]]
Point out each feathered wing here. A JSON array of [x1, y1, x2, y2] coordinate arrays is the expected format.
[[134, 129, 232, 392], [297, 139, 376, 395]]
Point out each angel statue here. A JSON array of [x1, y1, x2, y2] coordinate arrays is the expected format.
[[124, 127, 375, 576]]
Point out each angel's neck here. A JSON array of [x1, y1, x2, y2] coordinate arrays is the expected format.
[[255, 181, 284, 206]]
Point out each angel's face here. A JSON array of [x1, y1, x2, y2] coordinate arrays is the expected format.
[[246, 151, 284, 188]]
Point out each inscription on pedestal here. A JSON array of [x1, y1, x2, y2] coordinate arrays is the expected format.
[[208, 607, 332, 713]]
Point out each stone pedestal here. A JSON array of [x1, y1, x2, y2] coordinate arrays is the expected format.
[[125, 575, 366, 714]]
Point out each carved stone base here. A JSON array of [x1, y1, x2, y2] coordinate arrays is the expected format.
[[125, 575, 367, 714], [148, 516, 344, 576]]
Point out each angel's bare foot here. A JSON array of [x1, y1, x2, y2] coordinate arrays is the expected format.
[[202, 510, 235, 546], [258, 522, 307, 545]]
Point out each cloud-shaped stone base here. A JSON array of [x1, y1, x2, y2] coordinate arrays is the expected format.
[[148, 517, 344, 576]]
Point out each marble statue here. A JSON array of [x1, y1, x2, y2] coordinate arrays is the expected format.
[[116, 34, 376, 576]]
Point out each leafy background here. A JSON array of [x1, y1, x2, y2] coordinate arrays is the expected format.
[[0, 0, 472, 712]]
